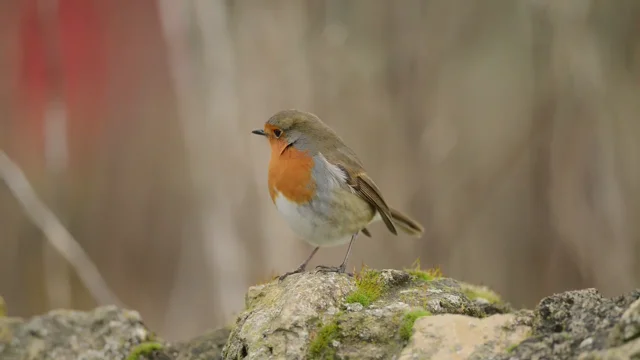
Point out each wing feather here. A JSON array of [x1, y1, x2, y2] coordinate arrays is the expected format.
[[333, 163, 398, 235], [316, 134, 398, 235], [354, 173, 397, 235]]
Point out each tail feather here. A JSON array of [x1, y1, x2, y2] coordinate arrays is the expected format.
[[389, 207, 424, 237]]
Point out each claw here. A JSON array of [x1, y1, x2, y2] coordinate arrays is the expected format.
[[278, 265, 306, 282], [314, 264, 353, 276]]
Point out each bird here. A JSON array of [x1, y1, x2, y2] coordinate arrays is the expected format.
[[251, 109, 424, 280]]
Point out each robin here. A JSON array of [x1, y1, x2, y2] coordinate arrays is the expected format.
[[252, 109, 424, 280]]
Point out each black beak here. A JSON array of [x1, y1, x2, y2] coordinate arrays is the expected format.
[[251, 129, 267, 136]]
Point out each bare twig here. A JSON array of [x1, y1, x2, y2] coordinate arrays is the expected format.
[[0, 150, 124, 308]]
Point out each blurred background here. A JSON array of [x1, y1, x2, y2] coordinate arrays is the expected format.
[[1, 0, 640, 342]]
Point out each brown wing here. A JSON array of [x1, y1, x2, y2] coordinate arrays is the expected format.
[[352, 172, 398, 235], [316, 130, 398, 235], [334, 163, 398, 236]]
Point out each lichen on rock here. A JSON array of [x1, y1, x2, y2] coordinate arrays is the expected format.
[[0, 305, 158, 360], [222, 270, 356, 360], [166, 327, 231, 360], [398, 309, 432, 341], [399, 312, 532, 359], [222, 268, 512, 359], [608, 297, 640, 346], [498, 288, 640, 360], [2, 272, 638, 360], [0, 305, 231, 360]]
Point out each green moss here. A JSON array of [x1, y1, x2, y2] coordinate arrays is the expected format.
[[126, 342, 163, 360], [506, 343, 518, 353], [0, 296, 5, 317], [404, 259, 442, 282], [399, 309, 431, 341], [146, 331, 158, 342], [308, 321, 340, 359], [462, 284, 502, 305], [345, 268, 386, 307]]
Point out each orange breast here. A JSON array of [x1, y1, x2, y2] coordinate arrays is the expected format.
[[267, 139, 316, 204]]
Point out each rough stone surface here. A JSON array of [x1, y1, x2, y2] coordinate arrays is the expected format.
[[498, 288, 640, 360], [398, 312, 532, 360], [2, 273, 639, 360], [166, 327, 231, 360], [576, 297, 640, 360], [222, 269, 512, 360], [0, 305, 157, 360], [222, 270, 356, 360], [0, 305, 231, 360], [578, 338, 640, 360], [609, 297, 640, 346]]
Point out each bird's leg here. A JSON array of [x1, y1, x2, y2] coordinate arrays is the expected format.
[[278, 246, 320, 281], [316, 232, 358, 276]]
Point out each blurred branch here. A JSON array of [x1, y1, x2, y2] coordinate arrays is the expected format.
[[39, 0, 73, 311], [0, 150, 123, 308]]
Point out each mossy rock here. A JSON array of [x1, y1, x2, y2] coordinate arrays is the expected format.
[[0, 306, 159, 360], [168, 326, 231, 360], [222, 268, 511, 359], [126, 341, 164, 360], [1, 275, 636, 359], [399, 309, 432, 341], [496, 289, 640, 360]]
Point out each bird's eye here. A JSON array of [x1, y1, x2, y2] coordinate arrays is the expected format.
[[273, 129, 282, 138]]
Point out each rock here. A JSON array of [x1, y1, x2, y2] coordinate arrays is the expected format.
[[167, 327, 231, 360], [578, 338, 640, 360], [576, 297, 640, 360], [608, 297, 640, 346], [398, 312, 532, 359], [0, 305, 160, 360], [222, 270, 356, 360], [222, 268, 512, 359], [0, 305, 231, 360], [2, 273, 639, 360], [499, 288, 640, 360]]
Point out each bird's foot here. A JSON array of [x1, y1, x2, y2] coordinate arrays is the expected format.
[[315, 264, 353, 277], [278, 265, 306, 282]]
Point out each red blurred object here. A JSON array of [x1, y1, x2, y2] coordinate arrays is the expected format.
[[16, 0, 107, 169]]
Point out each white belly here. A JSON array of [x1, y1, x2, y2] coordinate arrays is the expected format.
[[274, 192, 363, 247]]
